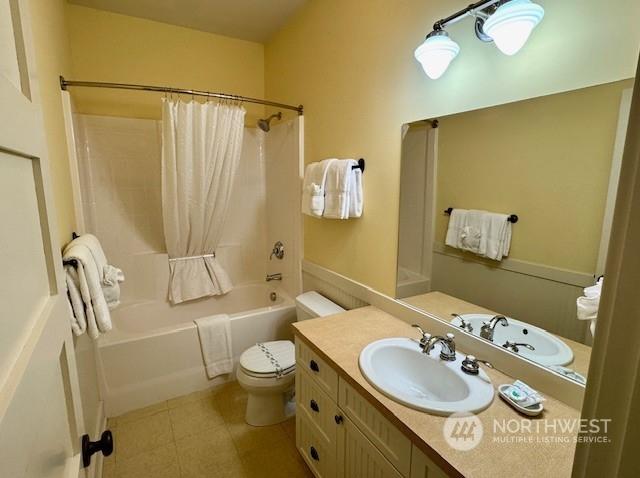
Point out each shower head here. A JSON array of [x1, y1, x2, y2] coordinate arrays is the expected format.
[[257, 112, 282, 132]]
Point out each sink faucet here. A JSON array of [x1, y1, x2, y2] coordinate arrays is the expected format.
[[266, 273, 282, 282], [502, 340, 535, 353], [411, 325, 456, 361], [452, 313, 473, 333], [480, 315, 509, 342], [424, 333, 457, 361]]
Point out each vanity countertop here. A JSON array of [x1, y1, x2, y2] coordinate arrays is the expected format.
[[403, 291, 591, 377], [292, 305, 580, 478]]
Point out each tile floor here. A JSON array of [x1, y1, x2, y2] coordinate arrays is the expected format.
[[102, 381, 313, 478]]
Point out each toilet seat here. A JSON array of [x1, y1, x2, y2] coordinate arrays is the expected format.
[[239, 340, 295, 379]]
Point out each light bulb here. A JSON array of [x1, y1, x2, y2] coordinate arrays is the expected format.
[[414, 31, 460, 80], [483, 0, 544, 56]]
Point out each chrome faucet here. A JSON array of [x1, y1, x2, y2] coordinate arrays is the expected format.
[[480, 315, 509, 342], [411, 325, 456, 361], [424, 333, 457, 361], [502, 340, 535, 353], [461, 355, 494, 375], [266, 273, 282, 282], [452, 313, 473, 333]]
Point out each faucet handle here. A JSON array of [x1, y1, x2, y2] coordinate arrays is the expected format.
[[461, 354, 493, 375], [411, 324, 430, 345]]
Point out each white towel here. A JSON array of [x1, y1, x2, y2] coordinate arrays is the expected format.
[[194, 314, 233, 379], [480, 212, 512, 260], [445, 209, 468, 249], [324, 159, 363, 219], [65, 265, 87, 336], [577, 277, 603, 337], [63, 244, 112, 339], [445, 209, 511, 260], [302, 159, 336, 217], [102, 264, 125, 309]]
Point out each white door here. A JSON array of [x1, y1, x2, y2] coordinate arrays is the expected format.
[[0, 1, 86, 477]]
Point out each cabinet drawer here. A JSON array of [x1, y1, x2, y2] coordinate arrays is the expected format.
[[297, 411, 337, 478], [297, 367, 341, 445], [338, 378, 412, 477], [296, 337, 339, 400]]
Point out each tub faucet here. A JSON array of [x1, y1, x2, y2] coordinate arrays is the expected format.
[[266, 273, 282, 282], [480, 315, 509, 342]]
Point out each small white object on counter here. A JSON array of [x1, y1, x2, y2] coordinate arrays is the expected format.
[[498, 380, 545, 416]]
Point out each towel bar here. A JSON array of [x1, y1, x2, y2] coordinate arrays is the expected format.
[[444, 207, 518, 224], [351, 158, 365, 172]]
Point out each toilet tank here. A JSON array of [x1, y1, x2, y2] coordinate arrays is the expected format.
[[295, 291, 345, 321]]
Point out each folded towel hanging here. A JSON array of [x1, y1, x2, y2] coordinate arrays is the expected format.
[[302, 158, 336, 217], [323, 158, 364, 219], [194, 314, 233, 379], [444, 209, 513, 261]]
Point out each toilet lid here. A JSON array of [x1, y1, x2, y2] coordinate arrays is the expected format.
[[240, 340, 295, 376]]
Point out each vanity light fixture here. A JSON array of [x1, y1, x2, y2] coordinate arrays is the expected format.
[[414, 0, 545, 79]]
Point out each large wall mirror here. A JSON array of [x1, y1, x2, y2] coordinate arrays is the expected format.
[[396, 79, 634, 385]]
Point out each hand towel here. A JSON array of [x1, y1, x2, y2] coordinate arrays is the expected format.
[[103, 264, 125, 309], [348, 165, 363, 218], [324, 159, 356, 219], [194, 314, 233, 379], [302, 159, 336, 217], [577, 277, 603, 337], [480, 212, 512, 260], [445, 209, 468, 249], [65, 265, 87, 336], [459, 210, 484, 254]]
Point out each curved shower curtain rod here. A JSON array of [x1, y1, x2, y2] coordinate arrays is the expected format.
[[59, 76, 304, 115]]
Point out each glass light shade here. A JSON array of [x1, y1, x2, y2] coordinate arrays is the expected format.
[[414, 32, 460, 80], [483, 0, 545, 56]]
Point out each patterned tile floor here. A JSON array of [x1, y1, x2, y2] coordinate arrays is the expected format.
[[102, 381, 313, 478]]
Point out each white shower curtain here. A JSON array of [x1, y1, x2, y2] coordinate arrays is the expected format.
[[162, 99, 246, 304]]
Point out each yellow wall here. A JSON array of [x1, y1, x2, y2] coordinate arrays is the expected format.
[[66, 5, 265, 122], [265, 0, 640, 295], [434, 80, 633, 274], [28, 0, 75, 244]]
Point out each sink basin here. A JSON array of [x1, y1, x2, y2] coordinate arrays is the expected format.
[[359, 338, 494, 415], [450, 314, 574, 366]]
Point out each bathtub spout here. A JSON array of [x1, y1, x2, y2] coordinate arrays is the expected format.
[[266, 273, 282, 282]]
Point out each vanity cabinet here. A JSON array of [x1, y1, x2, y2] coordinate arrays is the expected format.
[[295, 337, 448, 478]]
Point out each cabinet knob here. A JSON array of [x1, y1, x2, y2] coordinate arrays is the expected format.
[[310, 446, 320, 461], [309, 359, 320, 372], [310, 399, 319, 412], [334, 414, 344, 424]]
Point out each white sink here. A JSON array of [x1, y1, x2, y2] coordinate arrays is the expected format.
[[450, 314, 574, 367], [359, 338, 494, 416]]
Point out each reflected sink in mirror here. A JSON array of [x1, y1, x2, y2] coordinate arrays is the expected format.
[[359, 338, 494, 415], [451, 314, 574, 367]]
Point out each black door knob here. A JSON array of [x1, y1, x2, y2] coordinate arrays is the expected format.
[[310, 446, 320, 461], [309, 360, 319, 372], [310, 399, 320, 412], [82, 430, 113, 468]]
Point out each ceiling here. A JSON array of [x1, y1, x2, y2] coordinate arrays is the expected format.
[[67, 0, 307, 43]]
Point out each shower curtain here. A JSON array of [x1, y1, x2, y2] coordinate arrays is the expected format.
[[162, 99, 245, 304]]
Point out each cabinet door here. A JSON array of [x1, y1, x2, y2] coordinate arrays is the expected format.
[[337, 415, 403, 478], [410, 445, 449, 478]]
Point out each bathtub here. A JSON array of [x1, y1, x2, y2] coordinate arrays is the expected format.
[[97, 283, 297, 416]]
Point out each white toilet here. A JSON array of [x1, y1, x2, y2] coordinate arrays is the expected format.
[[236, 291, 345, 426]]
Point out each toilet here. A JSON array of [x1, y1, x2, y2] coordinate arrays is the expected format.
[[236, 291, 345, 426]]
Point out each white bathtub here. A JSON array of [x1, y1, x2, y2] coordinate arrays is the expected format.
[[97, 283, 297, 416]]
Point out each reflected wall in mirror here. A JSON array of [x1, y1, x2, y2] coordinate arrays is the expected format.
[[396, 79, 634, 385]]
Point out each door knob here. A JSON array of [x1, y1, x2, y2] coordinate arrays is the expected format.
[[82, 430, 113, 468]]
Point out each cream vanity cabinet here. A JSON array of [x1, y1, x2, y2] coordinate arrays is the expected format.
[[295, 338, 450, 478]]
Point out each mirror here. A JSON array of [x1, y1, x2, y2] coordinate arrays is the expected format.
[[396, 79, 634, 385]]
